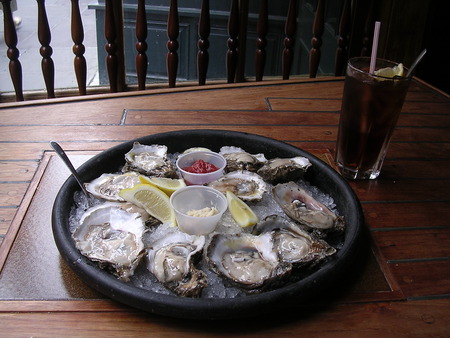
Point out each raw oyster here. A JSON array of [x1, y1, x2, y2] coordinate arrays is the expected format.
[[205, 232, 291, 292], [272, 182, 345, 232], [257, 157, 311, 183], [123, 143, 177, 178], [72, 202, 148, 281], [219, 146, 267, 172], [253, 215, 336, 266], [207, 170, 267, 202], [84, 172, 141, 201], [146, 225, 207, 297]]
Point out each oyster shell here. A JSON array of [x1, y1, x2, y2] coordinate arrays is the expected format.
[[123, 143, 177, 178], [253, 215, 336, 266], [257, 157, 311, 184], [272, 182, 345, 232], [146, 225, 207, 297], [84, 172, 141, 201], [73, 202, 148, 281], [205, 232, 291, 292], [207, 170, 267, 202], [219, 146, 267, 172]]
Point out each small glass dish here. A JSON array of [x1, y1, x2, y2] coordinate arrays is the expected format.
[[176, 151, 226, 185], [170, 186, 228, 235]]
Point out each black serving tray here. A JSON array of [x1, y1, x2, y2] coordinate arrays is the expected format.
[[52, 130, 365, 320]]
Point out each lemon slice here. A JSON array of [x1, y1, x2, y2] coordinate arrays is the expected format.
[[139, 176, 186, 196], [374, 63, 404, 78], [119, 183, 176, 225], [226, 191, 259, 227]]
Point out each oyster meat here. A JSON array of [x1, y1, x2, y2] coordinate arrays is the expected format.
[[207, 170, 267, 202], [123, 143, 177, 178], [257, 157, 311, 183], [219, 146, 267, 172], [253, 215, 336, 266], [272, 181, 345, 232], [205, 232, 291, 292], [72, 202, 148, 281], [84, 172, 141, 201], [146, 225, 207, 297]]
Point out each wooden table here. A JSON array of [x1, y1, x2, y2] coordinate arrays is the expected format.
[[0, 78, 449, 336]]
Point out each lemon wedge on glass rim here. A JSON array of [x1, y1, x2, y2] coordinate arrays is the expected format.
[[139, 175, 186, 196], [119, 183, 176, 225], [226, 191, 259, 227], [374, 63, 404, 79]]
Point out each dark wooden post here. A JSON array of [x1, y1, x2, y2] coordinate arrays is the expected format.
[[226, 0, 239, 83], [167, 0, 179, 88], [104, 0, 118, 92], [1, 0, 23, 101], [37, 0, 55, 98], [136, 0, 148, 90], [71, 0, 87, 95], [335, 0, 350, 76], [282, 0, 297, 80], [255, 0, 268, 81], [361, 0, 375, 56], [197, 0, 210, 86], [309, 0, 325, 78]]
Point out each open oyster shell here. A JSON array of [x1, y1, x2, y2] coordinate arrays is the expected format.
[[257, 156, 311, 184], [84, 172, 141, 201], [219, 146, 267, 172]]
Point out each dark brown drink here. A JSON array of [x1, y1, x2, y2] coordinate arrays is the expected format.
[[335, 57, 411, 179]]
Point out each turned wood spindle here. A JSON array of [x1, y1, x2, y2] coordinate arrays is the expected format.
[[309, 0, 325, 78], [71, 0, 87, 95], [1, 0, 23, 101], [282, 0, 297, 80], [136, 0, 148, 90], [335, 0, 350, 76], [226, 0, 239, 83], [37, 0, 55, 98], [167, 0, 179, 88], [361, 0, 375, 56], [197, 0, 210, 86], [104, 0, 118, 92], [255, 0, 268, 81]]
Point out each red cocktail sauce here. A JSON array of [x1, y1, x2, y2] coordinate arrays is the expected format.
[[182, 159, 219, 173]]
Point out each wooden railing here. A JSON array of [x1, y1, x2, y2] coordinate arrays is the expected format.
[[1, 0, 373, 102]]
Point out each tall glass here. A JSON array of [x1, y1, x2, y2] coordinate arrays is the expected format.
[[335, 57, 411, 179]]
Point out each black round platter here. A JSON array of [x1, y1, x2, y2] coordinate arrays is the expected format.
[[52, 130, 365, 320]]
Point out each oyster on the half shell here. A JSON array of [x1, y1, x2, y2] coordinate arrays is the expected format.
[[123, 143, 177, 178], [72, 202, 148, 281], [207, 170, 267, 202], [257, 156, 311, 184], [205, 232, 291, 292], [253, 215, 336, 266], [272, 181, 345, 232], [146, 225, 207, 297], [84, 172, 141, 201], [219, 146, 267, 172]]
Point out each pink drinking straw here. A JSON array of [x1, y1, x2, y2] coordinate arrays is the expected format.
[[369, 21, 381, 74]]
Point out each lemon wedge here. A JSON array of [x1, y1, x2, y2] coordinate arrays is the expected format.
[[374, 63, 404, 78], [226, 191, 259, 227], [119, 183, 176, 225], [139, 176, 186, 196]]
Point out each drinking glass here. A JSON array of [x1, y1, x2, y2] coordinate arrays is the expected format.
[[335, 57, 411, 179]]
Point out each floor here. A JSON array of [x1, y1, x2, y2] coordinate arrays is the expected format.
[[0, 0, 99, 93]]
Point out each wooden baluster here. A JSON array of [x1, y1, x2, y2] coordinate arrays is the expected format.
[[309, 0, 325, 78], [226, 0, 239, 83], [335, 0, 350, 76], [282, 0, 297, 80], [361, 0, 375, 56], [104, 0, 118, 92], [37, 0, 55, 98], [255, 0, 268, 81], [167, 0, 179, 88], [1, 0, 23, 101], [235, 0, 249, 83], [71, 0, 87, 95], [136, 0, 148, 90], [197, 0, 210, 86]]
